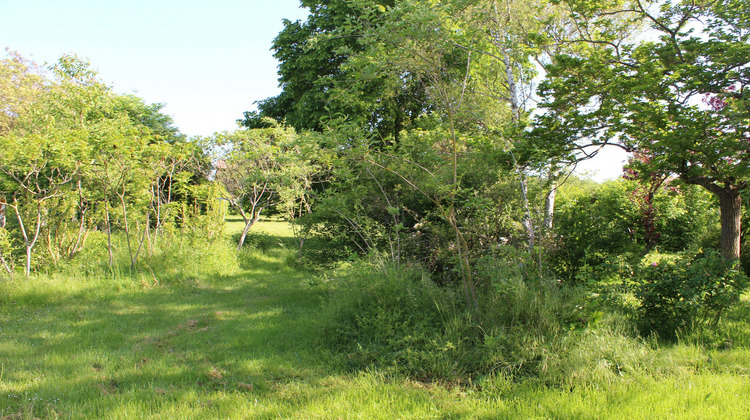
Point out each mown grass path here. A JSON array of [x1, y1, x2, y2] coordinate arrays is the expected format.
[[1, 219, 749, 418]]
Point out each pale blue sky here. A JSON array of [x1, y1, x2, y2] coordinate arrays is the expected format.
[[1, 0, 309, 137]]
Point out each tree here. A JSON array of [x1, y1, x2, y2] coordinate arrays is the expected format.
[[0, 53, 104, 275], [0, 52, 200, 274], [0, 50, 46, 136], [213, 123, 316, 250], [536, 0, 750, 260], [239, 0, 429, 144], [0, 132, 82, 276]]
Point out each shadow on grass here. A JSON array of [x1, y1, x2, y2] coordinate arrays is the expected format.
[[0, 248, 340, 418]]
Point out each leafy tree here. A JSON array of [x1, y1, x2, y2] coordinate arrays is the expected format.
[[0, 50, 46, 136], [0, 53, 105, 275], [114, 95, 185, 144], [0, 132, 82, 276], [536, 0, 750, 260], [262, 0, 579, 300], [0, 52, 202, 274], [239, 0, 429, 144], [213, 123, 317, 250]]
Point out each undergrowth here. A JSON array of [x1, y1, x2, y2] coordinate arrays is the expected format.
[[318, 256, 750, 391]]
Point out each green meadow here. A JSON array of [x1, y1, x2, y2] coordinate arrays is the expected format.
[[0, 218, 748, 419]]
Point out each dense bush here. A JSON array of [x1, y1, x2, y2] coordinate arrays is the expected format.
[[635, 250, 749, 340], [550, 180, 642, 281], [319, 257, 656, 388], [551, 179, 718, 282]]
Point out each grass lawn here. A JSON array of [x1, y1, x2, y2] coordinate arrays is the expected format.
[[0, 218, 748, 418]]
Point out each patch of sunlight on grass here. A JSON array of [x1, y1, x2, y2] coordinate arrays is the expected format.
[[225, 215, 295, 239]]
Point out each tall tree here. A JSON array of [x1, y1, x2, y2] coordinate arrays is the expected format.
[[239, 0, 429, 144], [536, 0, 749, 260], [0, 50, 46, 136]]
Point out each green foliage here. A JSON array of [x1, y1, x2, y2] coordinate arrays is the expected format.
[[320, 262, 476, 381], [0, 52, 209, 275], [550, 179, 643, 280], [320, 255, 649, 388], [536, 0, 750, 259], [635, 250, 749, 340], [240, 0, 428, 143], [211, 124, 318, 250], [550, 178, 719, 281], [0, 51, 45, 135]]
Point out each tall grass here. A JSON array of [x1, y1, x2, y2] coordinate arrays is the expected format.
[[317, 255, 750, 393]]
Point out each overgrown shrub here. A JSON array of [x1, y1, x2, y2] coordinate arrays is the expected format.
[[550, 179, 718, 283], [635, 250, 749, 340], [320, 262, 478, 382], [320, 255, 651, 388]]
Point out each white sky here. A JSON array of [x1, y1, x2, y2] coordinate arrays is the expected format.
[[571, 147, 629, 182], [1, 0, 625, 181]]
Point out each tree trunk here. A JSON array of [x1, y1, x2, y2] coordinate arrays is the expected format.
[[236, 211, 262, 251], [105, 206, 114, 268], [119, 191, 136, 270], [718, 189, 742, 261], [543, 178, 558, 232], [12, 201, 41, 277], [69, 208, 87, 258], [0, 252, 11, 276], [516, 166, 535, 253]]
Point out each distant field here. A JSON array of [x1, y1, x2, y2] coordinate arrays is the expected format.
[[0, 219, 748, 419]]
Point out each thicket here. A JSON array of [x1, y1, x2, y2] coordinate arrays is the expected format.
[[0, 53, 224, 277], [317, 254, 750, 388], [272, 0, 750, 386]]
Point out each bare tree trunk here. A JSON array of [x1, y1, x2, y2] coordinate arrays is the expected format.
[[543, 178, 558, 232], [236, 210, 262, 251], [46, 229, 58, 264], [0, 252, 11, 276], [68, 178, 88, 258], [132, 211, 150, 267], [718, 190, 742, 261], [69, 208, 87, 258], [105, 205, 114, 268], [149, 183, 161, 251], [14, 202, 42, 277], [102, 181, 115, 268], [516, 167, 535, 253], [119, 191, 135, 270]]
